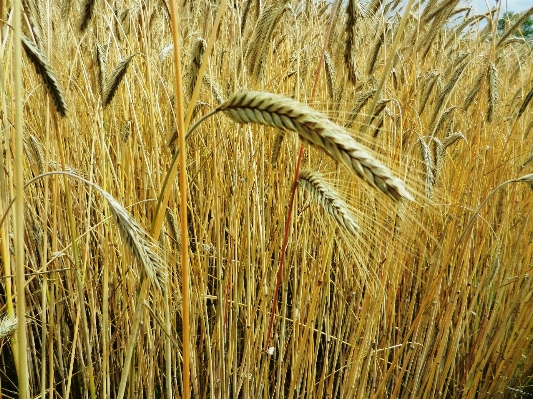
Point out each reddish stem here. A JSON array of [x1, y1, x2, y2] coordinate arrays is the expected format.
[[264, 0, 342, 353]]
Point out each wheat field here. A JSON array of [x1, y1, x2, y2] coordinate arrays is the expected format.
[[1, 0, 533, 398]]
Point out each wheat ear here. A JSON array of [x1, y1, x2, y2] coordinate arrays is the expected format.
[[99, 191, 166, 291], [298, 169, 358, 235], [187, 37, 207, 98], [246, 4, 288, 82], [345, 89, 376, 128], [518, 84, 533, 119], [442, 131, 466, 150], [496, 6, 533, 48], [344, 0, 362, 84], [103, 54, 135, 107], [96, 42, 107, 97], [217, 91, 413, 201], [419, 138, 435, 199], [271, 132, 285, 166], [487, 62, 498, 122], [165, 208, 182, 250], [28, 134, 45, 174], [324, 51, 337, 102], [0, 315, 17, 339], [21, 35, 67, 117], [79, 0, 96, 32]]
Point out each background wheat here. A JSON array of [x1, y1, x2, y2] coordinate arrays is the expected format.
[[2, 0, 533, 398]]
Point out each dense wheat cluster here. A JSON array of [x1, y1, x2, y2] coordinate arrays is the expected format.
[[2, 0, 533, 397]]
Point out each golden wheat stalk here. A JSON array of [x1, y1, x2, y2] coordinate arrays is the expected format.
[[216, 91, 413, 202], [298, 169, 358, 235]]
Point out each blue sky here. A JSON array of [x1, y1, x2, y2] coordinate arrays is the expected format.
[[470, 0, 531, 13]]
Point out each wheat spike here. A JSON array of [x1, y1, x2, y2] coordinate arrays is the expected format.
[[324, 51, 337, 102], [487, 62, 498, 122], [419, 139, 435, 199], [442, 131, 466, 150], [217, 91, 413, 201], [121, 120, 132, 142], [246, 4, 288, 82], [79, 0, 96, 32], [159, 43, 174, 62], [462, 69, 484, 111], [271, 132, 285, 166], [165, 208, 182, 250], [496, 6, 533, 48], [241, 0, 252, 33], [28, 134, 45, 174], [344, 0, 364, 84], [298, 169, 358, 235], [187, 37, 207, 98], [21, 35, 67, 117], [418, 71, 439, 115], [202, 74, 224, 104], [103, 54, 135, 107], [0, 315, 17, 340], [96, 42, 107, 97], [429, 62, 467, 130], [518, 84, 533, 120], [432, 106, 457, 137], [100, 190, 167, 291], [367, 30, 385, 75], [372, 113, 385, 138], [345, 89, 376, 128]]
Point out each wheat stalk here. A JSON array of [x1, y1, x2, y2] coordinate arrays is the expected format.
[[102, 54, 135, 107], [298, 169, 358, 235], [216, 91, 413, 201], [21, 35, 67, 117]]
